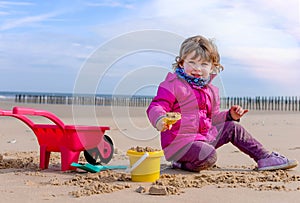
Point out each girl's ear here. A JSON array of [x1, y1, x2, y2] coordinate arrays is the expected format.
[[210, 66, 218, 75], [178, 60, 184, 68], [175, 56, 184, 68]]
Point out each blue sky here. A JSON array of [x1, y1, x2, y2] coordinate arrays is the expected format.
[[0, 0, 299, 97]]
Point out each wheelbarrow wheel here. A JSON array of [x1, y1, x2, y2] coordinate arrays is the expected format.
[[84, 135, 114, 165], [99, 135, 114, 164]]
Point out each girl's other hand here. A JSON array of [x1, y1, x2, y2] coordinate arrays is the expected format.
[[156, 117, 172, 132], [230, 105, 249, 120]]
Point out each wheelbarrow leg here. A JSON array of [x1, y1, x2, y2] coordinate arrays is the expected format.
[[40, 145, 51, 169], [60, 147, 81, 171]]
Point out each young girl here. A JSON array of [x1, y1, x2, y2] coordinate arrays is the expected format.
[[146, 35, 298, 172]]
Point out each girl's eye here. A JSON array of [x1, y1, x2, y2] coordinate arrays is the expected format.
[[188, 61, 195, 64]]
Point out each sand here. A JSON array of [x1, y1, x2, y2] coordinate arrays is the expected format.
[[0, 100, 300, 203]]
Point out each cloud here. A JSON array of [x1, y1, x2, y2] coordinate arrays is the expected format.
[[0, 0, 299, 95], [85, 0, 134, 9], [0, 12, 60, 31], [0, 1, 35, 19], [226, 46, 300, 79], [0, 32, 92, 73], [88, 0, 300, 96], [0, 11, 9, 15], [0, 1, 34, 7]]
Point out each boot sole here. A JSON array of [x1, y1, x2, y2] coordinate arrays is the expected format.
[[257, 160, 298, 171]]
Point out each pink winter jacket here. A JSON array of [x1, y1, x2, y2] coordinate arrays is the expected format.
[[147, 72, 230, 160]]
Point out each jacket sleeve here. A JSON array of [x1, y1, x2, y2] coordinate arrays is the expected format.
[[146, 84, 176, 128], [210, 86, 231, 125]]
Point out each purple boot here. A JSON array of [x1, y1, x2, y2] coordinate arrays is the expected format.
[[257, 152, 298, 171]]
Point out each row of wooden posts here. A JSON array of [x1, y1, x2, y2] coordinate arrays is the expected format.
[[14, 94, 300, 111]]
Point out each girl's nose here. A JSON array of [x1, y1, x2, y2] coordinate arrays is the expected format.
[[192, 64, 202, 69], [193, 65, 206, 72]]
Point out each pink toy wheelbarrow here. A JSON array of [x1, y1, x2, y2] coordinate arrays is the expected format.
[[0, 106, 114, 171]]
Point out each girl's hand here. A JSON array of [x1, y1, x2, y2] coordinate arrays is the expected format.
[[156, 117, 172, 132], [230, 105, 249, 120]]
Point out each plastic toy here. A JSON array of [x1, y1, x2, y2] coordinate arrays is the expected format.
[[71, 162, 127, 173], [0, 106, 114, 171], [163, 112, 181, 125]]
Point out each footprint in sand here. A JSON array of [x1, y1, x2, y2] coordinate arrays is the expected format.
[[288, 147, 300, 150]]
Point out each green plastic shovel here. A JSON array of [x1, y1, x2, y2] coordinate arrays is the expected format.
[[71, 162, 127, 173]]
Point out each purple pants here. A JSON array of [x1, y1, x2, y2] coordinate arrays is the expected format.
[[171, 121, 269, 172]]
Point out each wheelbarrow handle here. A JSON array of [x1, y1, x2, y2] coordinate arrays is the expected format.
[[0, 109, 10, 115], [12, 106, 65, 130], [0, 109, 35, 129]]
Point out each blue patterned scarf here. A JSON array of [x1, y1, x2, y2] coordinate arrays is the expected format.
[[175, 67, 210, 88]]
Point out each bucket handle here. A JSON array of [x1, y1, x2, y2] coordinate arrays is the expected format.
[[125, 152, 149, 173]]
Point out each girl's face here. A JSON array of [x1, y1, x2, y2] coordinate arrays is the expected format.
[[180, 51, 213, 79]]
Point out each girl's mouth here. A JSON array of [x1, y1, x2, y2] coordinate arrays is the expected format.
[[192, 73, 202, 78]]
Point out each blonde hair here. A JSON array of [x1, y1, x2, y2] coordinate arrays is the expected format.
[[173, 35, 224, 74]]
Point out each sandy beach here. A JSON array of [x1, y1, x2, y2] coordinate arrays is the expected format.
[[0, 100, 299, 203]]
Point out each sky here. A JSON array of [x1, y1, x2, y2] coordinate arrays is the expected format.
[[0, 0, 299, 97]]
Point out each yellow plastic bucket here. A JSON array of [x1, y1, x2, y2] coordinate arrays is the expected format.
[[126, 149, 164, 182]]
